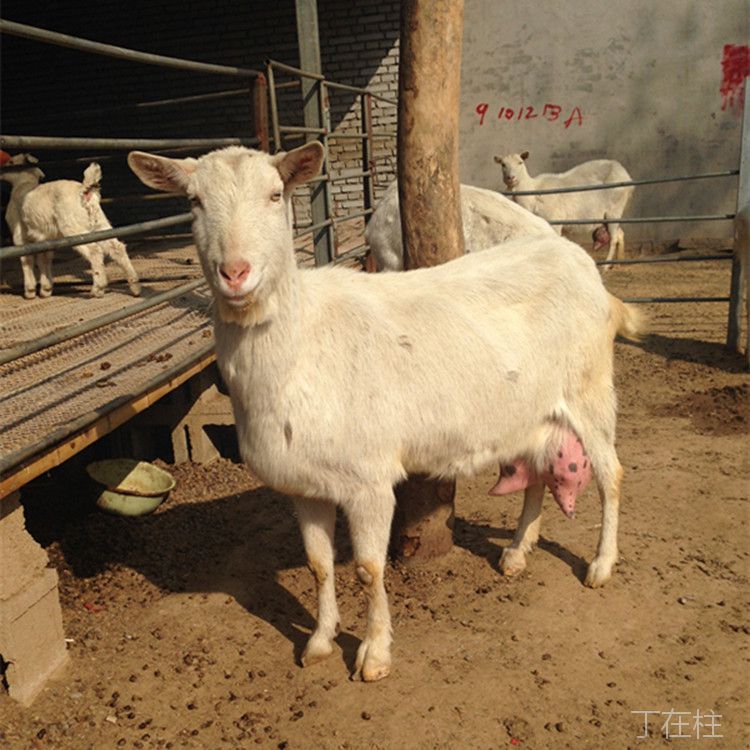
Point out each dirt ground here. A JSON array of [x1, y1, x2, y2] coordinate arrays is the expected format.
[[1, 253, 748, 749]]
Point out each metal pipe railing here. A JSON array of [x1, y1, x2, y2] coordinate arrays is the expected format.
[[324, 79, 398, 106], [0, 278, 207, 367], [504, 169, 740, 197], [12, 88, 252, 126], [621, 296, 730, 304], [266, 58, 324, 81], [0, 19, 261, 78], [0, 135, 259, 151], [550, 214, 735, 226], [0, 214, 192, 260], [595, 254, 733, 266]]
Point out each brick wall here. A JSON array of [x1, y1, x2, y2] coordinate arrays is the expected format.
[[1, 1, 401, 236]]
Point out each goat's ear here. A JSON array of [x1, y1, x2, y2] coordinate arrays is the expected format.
[[520, 151, 529, 161], [274, 142, 324, 190], [128, 151, 196, 193]]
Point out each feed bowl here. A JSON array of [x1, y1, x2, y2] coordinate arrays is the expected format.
[[86, 459, 176, 517]]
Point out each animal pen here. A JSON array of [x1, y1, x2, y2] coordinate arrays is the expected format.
[[0, 15, 747, 706]]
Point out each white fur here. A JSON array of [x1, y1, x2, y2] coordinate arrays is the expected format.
[[494, 151, 634, 265], [1, 154, 140, 299], [366, 180, 556, 271], [129, 143, 637, 682]]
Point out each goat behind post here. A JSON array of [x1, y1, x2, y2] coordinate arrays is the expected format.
[[129, 142, 639, 682]]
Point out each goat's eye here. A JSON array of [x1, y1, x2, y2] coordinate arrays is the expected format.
[[271, 190, 283, 203], [189, 195, 203, 209]]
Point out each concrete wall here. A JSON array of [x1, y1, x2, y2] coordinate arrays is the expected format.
[[460, 0, 749, 240]]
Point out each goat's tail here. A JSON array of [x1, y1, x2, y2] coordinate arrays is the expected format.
[[607, 291, 647, 342], [82, 162, 102, 192]]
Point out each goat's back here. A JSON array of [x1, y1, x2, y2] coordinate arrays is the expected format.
[[366, 181, 555, 271]]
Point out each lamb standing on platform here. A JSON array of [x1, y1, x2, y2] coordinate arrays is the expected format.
[[0, 152, 140, 299], [129, 142, 643, 683], [366, 180, 556, 271], [494, 150, 634, 265]]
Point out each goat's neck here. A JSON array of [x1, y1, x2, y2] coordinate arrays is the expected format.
[[4, 173, 40, 204], [214, 248, 304, 398]]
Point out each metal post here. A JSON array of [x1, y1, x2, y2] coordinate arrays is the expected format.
[[253, 73, 270, 153], [266, 63, 282, 153], [295, 0, 333, 266], [727, 78, 749, 351], [361, 93, 375, 222]]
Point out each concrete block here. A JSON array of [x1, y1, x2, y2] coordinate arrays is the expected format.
[[0, 493, 68, 706]]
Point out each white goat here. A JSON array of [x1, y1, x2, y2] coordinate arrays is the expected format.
[[366, 180, 556, 271], [494, 151, 634, 265], [0, 153, 140, 299], [129, 143, 643, 682]]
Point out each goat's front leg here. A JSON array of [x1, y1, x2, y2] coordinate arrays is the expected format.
[[293, 497, 340, 667], [500, 483, 545, 576], [36, 251, 54, 297], [346, 491, 394, 682]]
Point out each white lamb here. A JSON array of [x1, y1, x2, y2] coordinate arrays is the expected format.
[[0, 152, 141, 299], [494, 151, 634, 265], [129, 143, 643, 683], [366, 180, 556, 271]]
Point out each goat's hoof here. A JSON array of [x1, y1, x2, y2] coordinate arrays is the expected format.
[[499, 547, 527, 577], [129, 281, 142, 297], [584, 557, 614, 588], [301, 636, 334, 667], [23, 289, 37, 300], [353, 642, 391, 682], [90, 287, 106, 298], [39, 287, 53, 298]]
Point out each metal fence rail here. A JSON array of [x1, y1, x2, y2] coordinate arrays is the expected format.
[[0, 214, 193, 260], [0, 19, 261, 78], [504, 169, 740, 197], [0, 279, 207, 367]]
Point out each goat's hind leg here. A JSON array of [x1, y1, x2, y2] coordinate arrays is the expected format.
[[106, 239, 141, 296], [583, 440, 622, 588], [77, 243, 108, 297], [346, 489, 395, 682], [36, 251, 54, 297], [293, 498, 340, 667], [500, 483, 545, 577]]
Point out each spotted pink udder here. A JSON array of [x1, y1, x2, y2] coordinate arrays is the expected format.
[[489, 429, 592, 518]]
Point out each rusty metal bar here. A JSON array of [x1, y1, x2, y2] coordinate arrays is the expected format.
[[621, 296, 730, 304], [332, 208, 374, 225], [0, 279, 207, 367], [253, 73, 270, 152], [266, 63, 282, 153], [0, 213, 193, 260], [0, 19, 261, 77], [1, 135, 258, 151]]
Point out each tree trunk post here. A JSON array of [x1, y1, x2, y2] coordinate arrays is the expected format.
[[392, 0, 465, 561]]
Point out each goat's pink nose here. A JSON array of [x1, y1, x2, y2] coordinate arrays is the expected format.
[[219, 260, 251, 290]]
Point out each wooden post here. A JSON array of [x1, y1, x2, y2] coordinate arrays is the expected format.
[[393, 0, 465, 560]]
